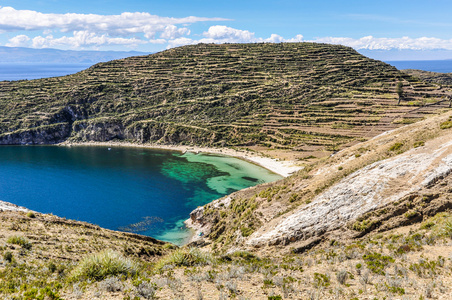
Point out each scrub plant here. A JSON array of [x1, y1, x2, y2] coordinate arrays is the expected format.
[[70, 249, 139, 281]]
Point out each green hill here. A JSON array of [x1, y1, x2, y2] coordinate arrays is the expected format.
[[0, 43, 449, 160]]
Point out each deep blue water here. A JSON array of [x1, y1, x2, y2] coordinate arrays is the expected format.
[[0, 63, 93, 81], [0, 146, 281, 244], [386, 60, 452, 73]]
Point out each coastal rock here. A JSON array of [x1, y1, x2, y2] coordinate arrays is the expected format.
[[189, 206, 205, 225], [0, 123, 71, 145]]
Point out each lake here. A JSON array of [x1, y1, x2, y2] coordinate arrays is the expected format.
[[386, 60, 452, 73], [0, 146, 281, 245], [0, 63, 93, 81]]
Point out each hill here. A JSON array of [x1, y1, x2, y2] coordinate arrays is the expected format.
[[0, 43, 451, 161]]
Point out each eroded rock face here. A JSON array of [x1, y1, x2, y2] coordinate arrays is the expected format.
[[0, 123, 71, 145], [246, 138, 452, 247]]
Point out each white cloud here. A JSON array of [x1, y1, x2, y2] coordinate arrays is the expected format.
[[31, 31, 146, 49], [6, 34, 30, 47], [264, 34, 285, 43], [285, 34, 304, 43], [160, 25, 190, 40], [202, 25, 256, 42], [167, 26, 305, 48], [167, 37, 198, 48], [0, 6, 225, 35], [0, 6, 226, 48], [312, 35, 452, 50], [3, 6, 451, 53]]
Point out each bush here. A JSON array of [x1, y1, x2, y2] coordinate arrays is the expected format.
[[363, 252, 394, 275], [6, 235, 31, 249], [3, 251, 13, 263], [389, 142, 403, 152], [154, 247, 214, 272], [136, 281, 158, 299], [70, 249, 139, 281], [336, 270, 348, 285], [413, 141, 425, 148], [440, 120, 452, 130], [313, 273, 330, 287]]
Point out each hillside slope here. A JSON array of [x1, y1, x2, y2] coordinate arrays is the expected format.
[[0, 43, 450, 160], [189, 110, 452, 252]]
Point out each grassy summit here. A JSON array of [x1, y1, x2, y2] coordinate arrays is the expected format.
[[0, 43, 449, 160]]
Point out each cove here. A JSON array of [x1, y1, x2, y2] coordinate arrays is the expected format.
[[0, 146, 282, 245]]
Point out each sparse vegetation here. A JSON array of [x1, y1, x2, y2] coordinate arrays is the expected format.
[[389, 142, 404, 152], [6, 235, 31, 249], [154, 247, 214, 272], [70, 249, 139, 281]]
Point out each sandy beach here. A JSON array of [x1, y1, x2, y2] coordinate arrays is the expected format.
[[58, 141, 303, 177]]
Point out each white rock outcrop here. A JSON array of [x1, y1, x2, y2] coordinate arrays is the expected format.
[[0, 200, 31, 213], [247, 137, 452, 247]]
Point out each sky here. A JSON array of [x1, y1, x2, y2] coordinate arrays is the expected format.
[[0, 0, 452, 59]]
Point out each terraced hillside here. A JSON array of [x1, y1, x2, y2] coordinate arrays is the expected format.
[[403, 68, 452, 86], [0, 43, 450, 159]]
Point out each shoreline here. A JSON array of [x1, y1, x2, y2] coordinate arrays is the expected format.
[[58, 141, 303, 177]]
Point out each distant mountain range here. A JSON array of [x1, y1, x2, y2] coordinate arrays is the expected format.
[[0, 46, 149, 64], [2, 45, 452, 65]]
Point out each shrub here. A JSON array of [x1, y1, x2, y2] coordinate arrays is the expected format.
[[389, 142, 403, 152], [440, 120, 452, 130], [313, 273, 330, 287], [70, 249, 139, 281], [230, 250, 260, 262], [336, 270, 348, 285], [136, 281, 158, 299], [352, 219, 380, 232], [404, 210, 418, 219], [6, 235, 31, 249], [420, 212, 452, 238], [363, 252, 394, 275], [26, 211, 36, 218], [413, 141, 425, 148], [98, 276, 123, 292], [240, 226, 254, 237], [3, 251, 13, 263], [154, 248, 214, 272]]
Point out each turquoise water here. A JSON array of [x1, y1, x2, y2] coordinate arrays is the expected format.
[[0, 146, 281, 244]]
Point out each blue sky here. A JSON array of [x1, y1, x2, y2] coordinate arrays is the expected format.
[[1, 0, 452, 59]]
